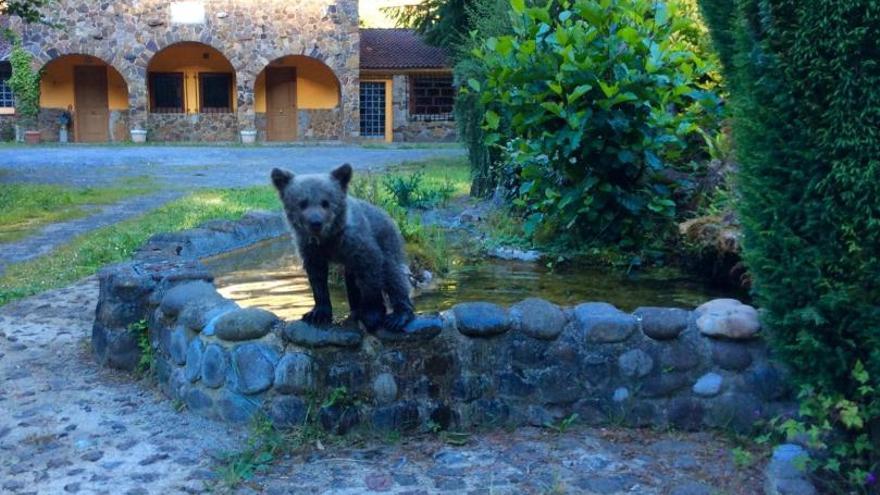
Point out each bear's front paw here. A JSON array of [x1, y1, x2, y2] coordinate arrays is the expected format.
[[302, 305, 333, 327], [384, 310, 415, 333]]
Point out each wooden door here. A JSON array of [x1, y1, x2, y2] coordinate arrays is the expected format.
[[266, 68, 297, 142], [74, 66, 109, 143]]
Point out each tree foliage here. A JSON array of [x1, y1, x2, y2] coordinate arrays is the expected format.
[[700, 0, 880, 489], [388, 0, 476, 48], [453, 0, 514, 197], [469, 0, 721, 250], [1, 0, 52, 24]]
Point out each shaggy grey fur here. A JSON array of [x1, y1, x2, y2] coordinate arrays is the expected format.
[[271, 164, 415, 332]]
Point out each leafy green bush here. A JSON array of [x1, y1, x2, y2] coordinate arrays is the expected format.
[[382, 171, 456, 208], [700, 0, 880, 489], [470, 0, 721, 250]]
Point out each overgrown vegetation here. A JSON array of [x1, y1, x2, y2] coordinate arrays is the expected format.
[[462, 0, 722, 256], [0, 179, 155, 243], [349, 156, 470, 274], [6, 33, 41, 128], [700, 0, 880, 490]]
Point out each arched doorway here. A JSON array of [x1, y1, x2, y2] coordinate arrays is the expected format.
[[147, 42, 236, 115], [40, 55, 129, 142], [254, 56, 341, 141]]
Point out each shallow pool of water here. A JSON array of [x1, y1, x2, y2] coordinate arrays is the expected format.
[[203, 236, 740, 321]]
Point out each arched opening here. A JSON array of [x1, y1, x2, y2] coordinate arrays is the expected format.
[[147, 42, 236, 114], [40, 55, 129, 142], [254, 55, 341, 141]]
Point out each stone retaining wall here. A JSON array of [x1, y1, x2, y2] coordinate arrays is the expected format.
[[93, 211, 794, 436]]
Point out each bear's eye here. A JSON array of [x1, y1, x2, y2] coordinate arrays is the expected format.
[[321, 200, 330, 208], [299, 200, 308, 209]]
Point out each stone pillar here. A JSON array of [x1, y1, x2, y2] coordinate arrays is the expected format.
[[236, 72, 256, 133], [128, 79, 148, 133], [339, 73, 359, 141], [391, 75, 409, 142]]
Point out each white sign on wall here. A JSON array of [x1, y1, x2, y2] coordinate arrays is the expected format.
[[170, 1, 206, 25]]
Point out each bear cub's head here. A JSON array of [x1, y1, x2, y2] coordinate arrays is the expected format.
[[271, 163, 353, 240]]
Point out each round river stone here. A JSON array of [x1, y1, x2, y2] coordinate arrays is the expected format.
[[201, 344, 228, 389], [230, 343, 279, 395], [618, 349, 654, 378], [453, 302, 510, 337], [634, 307, 689, 340], [573, 303, 636, 343], [274, 352, 316, 395], [696, 299, 761, 339], [692, 372, 723, 397], [509, 298, 566, 340], [214, 307, 278, 341]]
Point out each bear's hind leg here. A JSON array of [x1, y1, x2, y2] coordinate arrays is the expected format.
[[383, 262, 415, 332], [343, 269, 362, 326]]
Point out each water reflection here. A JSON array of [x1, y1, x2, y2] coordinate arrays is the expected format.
[[203, 236, 739, 321]]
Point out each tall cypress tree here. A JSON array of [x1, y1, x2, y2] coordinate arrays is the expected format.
[[701, 0, 880, 487]]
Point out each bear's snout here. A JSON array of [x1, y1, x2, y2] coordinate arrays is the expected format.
[[308, 219, 324, 233]]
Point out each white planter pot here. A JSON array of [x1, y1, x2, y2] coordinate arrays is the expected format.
[[130, 129, 147, 143], [240, 129, 257, 144]]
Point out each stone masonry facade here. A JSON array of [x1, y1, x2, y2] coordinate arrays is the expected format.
[[13, 0, 360, 141]]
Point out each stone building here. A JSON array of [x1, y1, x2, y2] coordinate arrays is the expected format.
[[0, 2, 456, 143]]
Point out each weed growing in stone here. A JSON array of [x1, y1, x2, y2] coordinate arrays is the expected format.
[[216, 414, 287, 488], [130, 319, 153, 378], [545, 413, 579, 434], [731, 446, 754, 469], [322, 386, 350, 408]]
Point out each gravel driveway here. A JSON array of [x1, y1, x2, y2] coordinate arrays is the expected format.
[[0, 145, 465, 189]]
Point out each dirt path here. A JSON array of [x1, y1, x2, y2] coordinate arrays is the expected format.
[[0, 280, 766, 495]]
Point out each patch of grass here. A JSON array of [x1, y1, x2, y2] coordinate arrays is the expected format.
[[731, 446, 754, 469], [0, 187, 279, 306], [359, 142, 464, 150], [0, 179, 157, 243], [544, 413, 580, 434]]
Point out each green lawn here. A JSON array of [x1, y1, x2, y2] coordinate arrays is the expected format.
[[0, 156, 471, 307], [0, 179, 156, 243], [0, 187, 279, 306]]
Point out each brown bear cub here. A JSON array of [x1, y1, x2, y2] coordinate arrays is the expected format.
[[271, 164, 415, 333]]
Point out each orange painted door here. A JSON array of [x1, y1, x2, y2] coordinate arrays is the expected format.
[[266, 68, 297, 141], [74, 66, 110, 142]]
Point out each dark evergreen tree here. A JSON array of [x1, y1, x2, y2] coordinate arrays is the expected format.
[[701, 0, 880, 488]]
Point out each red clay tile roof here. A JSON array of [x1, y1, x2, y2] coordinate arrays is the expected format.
[[360, 28, 450, 70]]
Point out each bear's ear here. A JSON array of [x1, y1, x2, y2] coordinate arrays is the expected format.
[[331, 163, 353, 190], [271, 168, 294, 192]]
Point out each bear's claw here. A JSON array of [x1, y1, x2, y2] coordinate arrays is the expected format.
[[384, 310, 415, 333], [302, 306, 333, 327]]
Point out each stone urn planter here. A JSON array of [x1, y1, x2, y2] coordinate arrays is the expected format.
[[24, 130, 41, 145], [240, 129, 257, 144], [130, 129, 147, 143]]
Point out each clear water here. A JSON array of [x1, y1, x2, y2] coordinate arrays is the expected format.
[[203, 236, 740, 321]]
